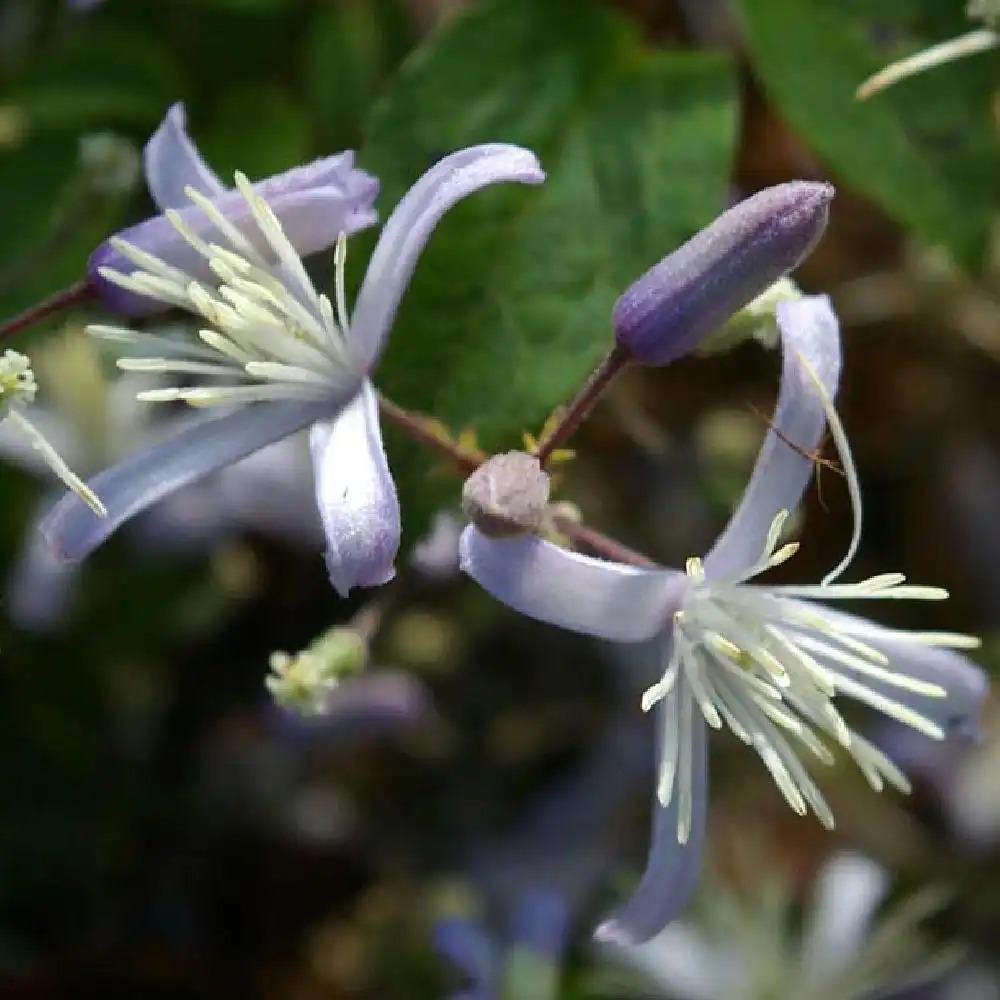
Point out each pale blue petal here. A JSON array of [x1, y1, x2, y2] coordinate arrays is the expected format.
[[433, 917, 495, 1000], [253, 157, 379, 258], [41, 400, 332, 562], [143, 102, 225, 210], [799, 852, 889, 982], [6, 520, 79, 631], [802, 602, 988, 740], [309, 380, 400, 596], [349, 145, 545, 371], [509, 889, 571, 959], [459, 527, 683, 642], [595, 701, 709, 945], [91, 155, 379, 317], [705, 295, 841, 579]]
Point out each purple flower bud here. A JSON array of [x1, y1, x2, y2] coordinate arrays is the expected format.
[[613, 181, 834, 365]]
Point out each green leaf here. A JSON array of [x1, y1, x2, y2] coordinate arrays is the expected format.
[[9, 26, 186, 131], [200, 86, 313, 180], [739, 0, 1000, 272], [300, 0, 414, 149], [361, 0, 737, 535]]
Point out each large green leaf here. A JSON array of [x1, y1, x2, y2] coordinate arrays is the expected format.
[[739, 0, 1000, 272], [363, 0, 737, 438], [360, 0, 737, 539]]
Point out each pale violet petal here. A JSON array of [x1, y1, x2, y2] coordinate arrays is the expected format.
[[91, 184, 377, 317], [705, 295, 841, 579], [41, 399, 333, 562], [91, 154, 379, 318], [803, 602, 988, 740], [433, 918, 494, 1000], [348, 144, 546, 371], [602, 922, 735, 1000], [595, 702, 709, 945], [459, 527, 683, 642], [799, 852, 890, 983], [143, 102, 225, 210], [6, 518, 79, 631], [309, 379, 400, 597], [259, 186, 378, 260], [509, 889, 571, 959]]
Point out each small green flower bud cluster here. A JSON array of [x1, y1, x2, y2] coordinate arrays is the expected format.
[[266, 626, 368, 716]]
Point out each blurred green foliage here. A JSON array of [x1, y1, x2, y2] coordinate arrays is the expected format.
[[740, 0, 1000, 272]]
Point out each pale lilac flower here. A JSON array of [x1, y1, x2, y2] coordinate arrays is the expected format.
[[42, 145, 546, 596], [88, 103, 379, 317], [0, 350, 104, 518], [599, 851, 961, 1000], [461, 295, 986, 943]]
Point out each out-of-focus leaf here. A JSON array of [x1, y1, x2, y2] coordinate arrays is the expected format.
[[8, 26, 186, 131], [301, 0, 414, 149], [739, 0, 1000, 272], [200, 86, 312, 180], [361, 0, 737, 539], [184, 0, 291, 9]]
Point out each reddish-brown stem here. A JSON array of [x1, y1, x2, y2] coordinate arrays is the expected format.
[[552, 514, 656, 567], [0, 280, 96, 343], [534, 344, 632, 466], [377, 390, 656, 569], [377, 394, 484, 475]]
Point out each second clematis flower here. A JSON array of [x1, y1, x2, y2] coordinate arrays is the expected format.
[[460, 294, 987, 945], [88, 103, 380, 318], [42, 143, 546, 595]]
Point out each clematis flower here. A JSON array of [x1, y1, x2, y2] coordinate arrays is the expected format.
[[460, 295, 986, 944], [599, 851, 962, 1000], [88, 103, 380, 317], [0, 349, 104, 518], [42, 144, 546, 595]]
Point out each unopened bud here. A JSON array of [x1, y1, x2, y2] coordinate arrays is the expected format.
[[613, 182, 833, 366], [462, 451, 550, 538]]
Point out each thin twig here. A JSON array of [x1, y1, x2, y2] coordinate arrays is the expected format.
[[377, 390, 658, 569], [0, 280, 95, 343], [534, 344, 631, 466]]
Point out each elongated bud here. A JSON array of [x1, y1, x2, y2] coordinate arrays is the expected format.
[[613, 181, 834, 365], [462, 451, 550, 538]]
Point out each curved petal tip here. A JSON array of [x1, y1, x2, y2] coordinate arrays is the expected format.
[[310, 382, 400, 597]]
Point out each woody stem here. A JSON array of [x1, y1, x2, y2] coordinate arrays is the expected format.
[[377, 390, 654, 569], [534, 344, 632, 466], [0, 281, 96, 343]]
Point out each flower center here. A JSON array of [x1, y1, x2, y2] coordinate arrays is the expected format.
[[641, 506, 978, 844], [90, 174, 361, 408]]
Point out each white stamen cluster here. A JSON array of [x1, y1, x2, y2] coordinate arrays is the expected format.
[[0, 350, 105, 515], [0, 349, 37, 414], [644, 510, 977, 842], [91, 174, 360, 408], [643, 348, 980, 843]]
